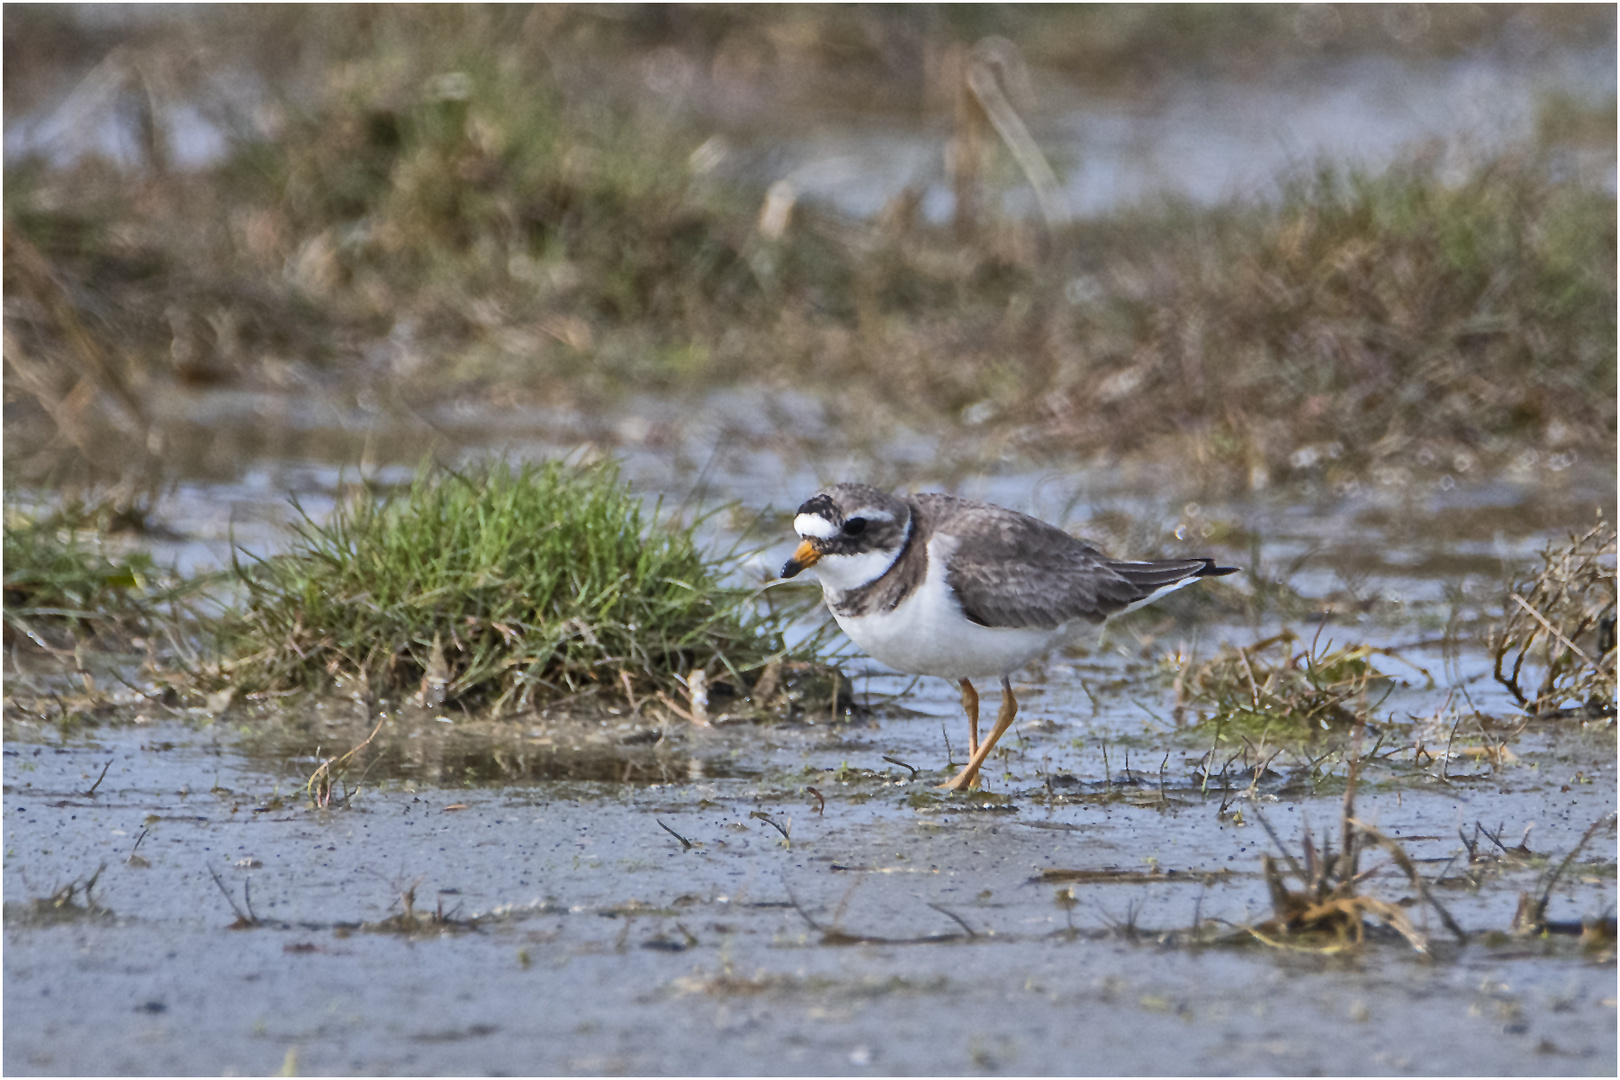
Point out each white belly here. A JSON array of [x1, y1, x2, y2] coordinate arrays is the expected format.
[[828, 555, 1068, 679]]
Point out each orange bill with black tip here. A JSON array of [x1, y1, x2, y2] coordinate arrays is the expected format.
[[780, 539, 821, 579]]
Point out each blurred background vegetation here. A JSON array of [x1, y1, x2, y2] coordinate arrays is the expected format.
[[3, 3, 1615, 499]]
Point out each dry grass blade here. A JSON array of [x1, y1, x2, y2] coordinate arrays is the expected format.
[[1351, 820, 1467, 946], [306, 714, 387, 809]]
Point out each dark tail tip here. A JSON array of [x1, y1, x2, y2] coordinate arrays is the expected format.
[[1198, 560, 1241, 578]]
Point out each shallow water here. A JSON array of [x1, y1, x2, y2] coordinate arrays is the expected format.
[[6, 382, 1617, 1075], [4, 701, 1614, 1076]]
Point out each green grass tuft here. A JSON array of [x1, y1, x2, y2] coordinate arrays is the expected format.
[[3, 503, 165, 645], [213, 460, 810, 711]]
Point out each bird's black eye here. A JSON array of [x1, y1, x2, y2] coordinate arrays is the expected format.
[[843, 517, 867, 536]]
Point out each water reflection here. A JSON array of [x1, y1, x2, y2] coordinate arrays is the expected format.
[[235, 718, 757, 788]]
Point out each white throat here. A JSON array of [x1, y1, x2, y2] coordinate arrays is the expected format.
[[804, 517, 910, 598]]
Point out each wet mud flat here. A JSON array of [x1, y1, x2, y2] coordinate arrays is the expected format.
[[4, 457, 1617, 1076], [5, 688, 1614, 1076]]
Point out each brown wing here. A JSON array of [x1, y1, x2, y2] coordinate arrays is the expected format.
[[915, 493, 1233, 630]]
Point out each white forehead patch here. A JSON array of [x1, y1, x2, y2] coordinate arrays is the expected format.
[[794, 513, 839, 540]]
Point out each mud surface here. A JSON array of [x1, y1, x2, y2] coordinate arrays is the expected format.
[[4, 689, 1615, 1077]]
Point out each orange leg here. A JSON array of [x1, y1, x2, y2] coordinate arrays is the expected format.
[[939, 676, 1017, 792], [959, 678, 980, 760]]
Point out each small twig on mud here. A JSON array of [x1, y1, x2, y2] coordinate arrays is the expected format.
[[1341, 720, 1364, 881], [657, 818, 693, 851], [653, 690, 694, 723], [1252, 807, 1308, 884], [1478, 820, 1510, 854], [1516, 814, 1615, 935], [81, 863, 105, 907], [1428, 850, 1465, 888], [1438, 711, 1464, 783], [1244, 746, 1282, 802], [1458, 822, 1481, 862], [925, 902, 978, 939], [382, 873, 427, 927], [618, 669, 641, 714], [1236, 644, 1262, 710], [1093, 898, 1142, 942], [783, 878, 851, 938], [781, 881, 822, 932], [1478, 820, 1535, 858], [208, 865, 258, 928], [830, 876, 862, 930], [749, 810, 791, 842], [784, 876, 968, 945], [806, 787, 825, 815], [83, 759, 113, 798], [39, 863, 109, 914], [881, 755, 918, 780], [1199, 729, 1219, 795]]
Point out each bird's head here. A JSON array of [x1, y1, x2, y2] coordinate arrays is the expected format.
[[780, 483, 911, 592]]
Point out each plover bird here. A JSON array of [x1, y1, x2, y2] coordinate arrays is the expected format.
[[781, 483, 1237, 791]]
